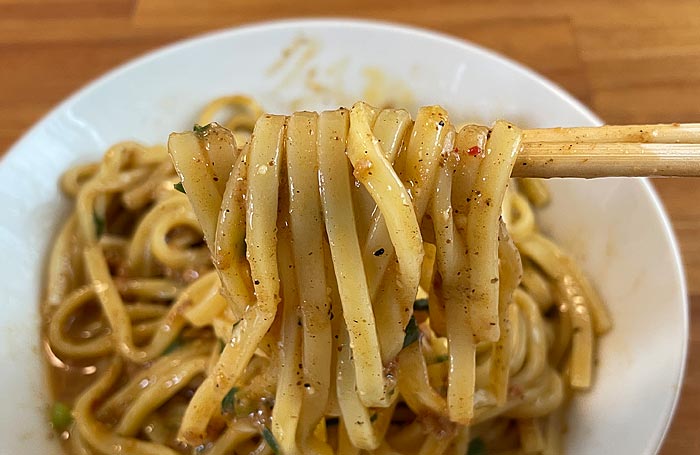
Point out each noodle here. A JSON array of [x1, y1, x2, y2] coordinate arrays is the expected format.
[[42, 96, 610, 454]]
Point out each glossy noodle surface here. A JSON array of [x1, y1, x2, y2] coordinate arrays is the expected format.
[[43, 97, 610, 454]]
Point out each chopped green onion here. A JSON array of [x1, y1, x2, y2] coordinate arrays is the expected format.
[[221, 387, 238, 415], [403, 316, 420, 348], [413, 298, 429, 311], [193, 124, 209, 134], [51, 402, 73, 432], [262, 426, 280, 454], [435, 354, 449, 363], [174, 182, 186, 193], [92, 211, 105, 238], [467, 437, 486, 455], [163, 337, 183, 355]]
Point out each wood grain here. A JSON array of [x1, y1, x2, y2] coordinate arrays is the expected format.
[[1, 0, 698, 452]]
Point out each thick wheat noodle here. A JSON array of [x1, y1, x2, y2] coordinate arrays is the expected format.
[[271, 215, 304, 454], [42, 97, 609, 455], [175, 114, 287, 444], [433, 124, 477, 424], [73, 359, 180, 455], [372, 106, 452, 366], [318, 109, 387, 408], [286, 112, 333, 454], [490, 222, 522, 405], [214, 145, 254, 319]]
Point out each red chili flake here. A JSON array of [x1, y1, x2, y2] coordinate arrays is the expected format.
[[468, 146, 481, 157]]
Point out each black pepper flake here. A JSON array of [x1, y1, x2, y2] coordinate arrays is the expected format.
[[374, 248, 385, 256], [326, 417, 339, 426], [254, 280, 260, 285]]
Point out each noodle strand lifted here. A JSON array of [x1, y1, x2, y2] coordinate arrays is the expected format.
[[42, 97, 610, 455]]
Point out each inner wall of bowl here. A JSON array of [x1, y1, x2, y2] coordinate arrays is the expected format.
[[0, 20, 685, 454], [539, 177, 685, 453]]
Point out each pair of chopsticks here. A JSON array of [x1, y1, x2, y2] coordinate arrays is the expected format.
[[514, 123, 700, 178]]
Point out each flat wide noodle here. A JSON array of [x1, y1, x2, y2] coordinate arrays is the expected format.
[[42, 98, 609, 455]]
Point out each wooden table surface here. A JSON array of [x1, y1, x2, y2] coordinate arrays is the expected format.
[[1, 0, 698, 452]]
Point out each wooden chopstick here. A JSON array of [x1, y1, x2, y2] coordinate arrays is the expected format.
[[513, 123, 700, 178]]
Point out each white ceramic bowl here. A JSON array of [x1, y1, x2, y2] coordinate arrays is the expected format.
[[0, 19, 687, 454]]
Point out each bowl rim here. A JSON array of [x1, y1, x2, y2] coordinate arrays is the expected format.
[[2, 17, 688, 454]]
